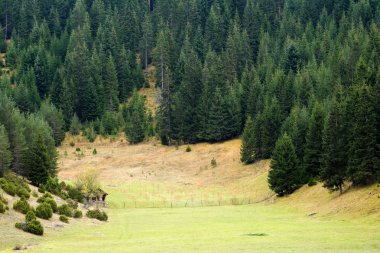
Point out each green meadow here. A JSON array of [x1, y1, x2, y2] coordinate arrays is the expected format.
[[2, 196, 379, 253]]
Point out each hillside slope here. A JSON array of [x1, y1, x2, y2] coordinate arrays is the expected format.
[[57, 136, 380, 218]]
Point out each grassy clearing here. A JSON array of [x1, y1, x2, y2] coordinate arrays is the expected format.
[[1, 204, 379, 253], [1, 137, 379, 252]]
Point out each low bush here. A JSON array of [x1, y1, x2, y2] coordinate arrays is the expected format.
[[37, 193, 53, 203], [57, 204, 73, 217], [307, 178, 318, 187], [93, 148, 97, 155], [17, 188, 30, 199], [38, 187, 45, 193], [86, 209, 108, 221], [211, 158, 217, 168], [1, 182, 16, 196], [13, 199, 33, 214], [59, 215, 69, 223], [58, 191, 69, 200], [67, 185, 84, 203], [186, 146, 192, 152], [66, 199, 78, 209], [40, 177, 62, 195], [43, 198, 58, 213], [76, 147, 81, 152], [0, 193, 7, 204], [15, 219, 43, 236], [0, 201, 6, 213], [69, 141, 75, 147], [36, 202, 53, 220], [25, 211, 36, 222], [32, 191, 38, 198], [73, 210, 83, 218]]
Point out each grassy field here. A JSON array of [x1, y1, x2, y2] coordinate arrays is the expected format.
[[1, 203, 380, 253], [1, 137, 379, 252]]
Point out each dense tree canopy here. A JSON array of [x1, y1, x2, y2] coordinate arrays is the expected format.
[[0, 0, 379, 190]]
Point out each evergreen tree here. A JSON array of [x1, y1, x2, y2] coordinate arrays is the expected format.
[[268, 133, 302, 196], [261, 97, 283, 158], [125, 90, 146, 144], [25, 133, 50, 186], [39, 102, 65, 146], [321, 99, 348, 192], [303, 102, 326, 179], [103, 54, 119, 112], [240, 117, 256, 164], [0, 124, 12, 177], [347, 84, 378, 185]]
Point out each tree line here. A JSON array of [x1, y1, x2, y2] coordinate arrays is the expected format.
[[0, 0, 380, 191]]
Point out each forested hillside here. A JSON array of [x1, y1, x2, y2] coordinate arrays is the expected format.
[[0, 0, 380, 194]]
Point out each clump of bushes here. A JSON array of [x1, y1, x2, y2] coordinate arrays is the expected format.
[[59, 215, 69, 223], [17, 188, 30, 199], [1, 174, 31, 197], [0, 201, 7, 213], [32, 191, 38, 198], [15, 211, 43, 236], [86, 209, 108, 221], [36, 203, 53, 220], [43, 198, 58, 213], [66, 185, 84, 203], [13, 198, 33, 214], [57, 204, 73, 217], [66, 199, 78, 209], [73, 210, 83, 218], [0, 178, 16, 196], [37, 193, 53, 203]]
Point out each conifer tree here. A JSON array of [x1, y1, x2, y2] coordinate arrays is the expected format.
[[303, 102, 326, 179], [0, 124, 12, 177], [321, 99, 348, 192], [103, 54, 119, 112], [25, 133, 49, 186], [261, 97, 283, 158], [268, 133, 302, 196], [240, 117, 256, 164], [125, 90, 146, 144], [347, 84, 378, 185]]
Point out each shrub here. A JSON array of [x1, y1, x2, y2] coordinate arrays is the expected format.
[[36, 203, 53, 220], [32, 191, 38, 198], [76, 147, 81, 152], [73, 210, 83, 218], [25, 211, 37, 222], [0, 201, 6, 213], [69, 141, 75, 147], [59, 215, 69, 223], [211, 158, 217, 168], [66, 199, 78, 209], [93, 148, 97, 155], [57, 204, 73, 217], [41, 177, 61, 195], [1, 182, 16, 196], [38, 187, 45, 193], [13, 199, 32, 214], [86, 209, 108, 221], [307, 178, 318, 187], [186, 146, 191, 152], [44, 198, 58, 213], [17, 188, 30, 199], [58, 191, 69, 200], [37, 193, 53, 203], [0, 193, 7, 204], [67, 185, 84, 203], [16, 220, 44, 236]]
